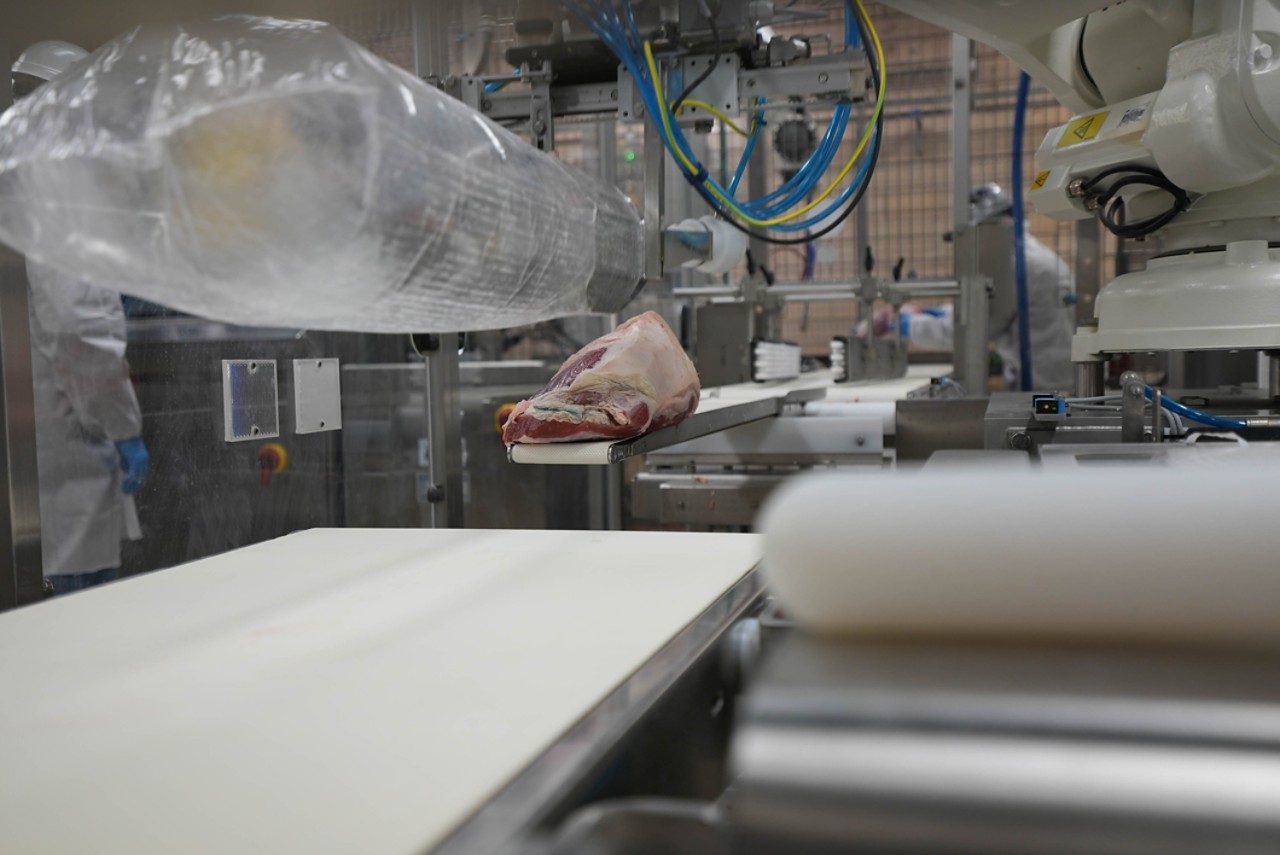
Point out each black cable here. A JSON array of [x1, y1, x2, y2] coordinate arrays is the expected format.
[[1100, 184, 1183, 238], [693, 1, 881, 246], [671, 5, 721, 115], [1095, 169, 1188, 237], [1082, 164, 1190, 239], [746, 249, 777, 284]]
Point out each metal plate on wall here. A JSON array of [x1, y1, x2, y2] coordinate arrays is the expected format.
[[293, 358, 342, 434], [222, 359, 279, 443], [678, 52, 740, 118]]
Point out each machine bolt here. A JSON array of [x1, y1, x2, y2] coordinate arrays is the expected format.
[[1009, 431, 1032, 451], [855, 435, 866, 446], [818, 72, 829, 84], [1067, 177, 1087, 198], [1255, 44, 1273, 65], [425, 484, 444, 503]]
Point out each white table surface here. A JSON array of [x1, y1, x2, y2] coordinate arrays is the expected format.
[[0, 528, 762, 854]]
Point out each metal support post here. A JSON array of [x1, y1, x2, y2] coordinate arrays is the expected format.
[[954, 276, 989, 396], [412, 1, 464, 529], [1167, 350, 1186, 391], [1073, 218, 1102, 328], [1268, 350, 1280, 402], [0, 38, 43, 609], [664, 125, 706, 290], [0, 245, 43, 610], [411, 0, 451, 80], [1120, 372, 1145, 443], [949, 36, 982, 394], [950, 36, 974, 279], [588, 119, 622, 530], [596, 117, 618, 188], [643, 112, 665, 281], [1074, 360, 1105, 398], [1152, 388, 1164, 443], [527, 62, 556, 150], [416, 335, 465, 528]]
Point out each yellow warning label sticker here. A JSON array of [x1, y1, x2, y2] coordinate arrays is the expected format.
[[1057, 111, 1108, 148], [1031, 169, 1051, 190]]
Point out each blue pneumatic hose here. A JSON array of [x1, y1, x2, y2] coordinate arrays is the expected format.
[[1143, 386, 1248, 430], [1011, 71, 1034, 391]]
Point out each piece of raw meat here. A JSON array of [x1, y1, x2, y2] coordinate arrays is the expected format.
[[503, 312, 700, 443]]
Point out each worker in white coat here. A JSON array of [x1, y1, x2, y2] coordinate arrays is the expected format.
[[884, 184, 1076, 391], [13, 42, 150, 595]]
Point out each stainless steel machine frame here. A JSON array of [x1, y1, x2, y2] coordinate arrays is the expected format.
[[429, 566, 1280, 855], [435, 569, 766, 854], [412, 0, 466, 529], [0, 53, 42, 610], [0, 245, 41, 609]]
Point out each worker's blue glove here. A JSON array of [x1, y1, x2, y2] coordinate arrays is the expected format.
[[114, 437, 150, 495]]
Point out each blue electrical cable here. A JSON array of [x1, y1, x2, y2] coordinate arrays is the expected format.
[[747, 104, 851, 212], [1144, 386, 1248, 430], [1011, 71, 1034, 391], [802, 240, 817, 280], [728, 109, 761, 195], [565, 0, 871, 230], [483, 69, 521, 94]]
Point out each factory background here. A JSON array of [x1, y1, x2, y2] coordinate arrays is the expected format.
[[107, 1, 1138, 576], [330, 0, 1144, 358]]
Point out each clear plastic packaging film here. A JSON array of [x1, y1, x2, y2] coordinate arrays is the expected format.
[[0, 16, 643, 332]]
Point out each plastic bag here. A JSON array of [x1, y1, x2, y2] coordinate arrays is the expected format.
[[0, 16, 643, 332]]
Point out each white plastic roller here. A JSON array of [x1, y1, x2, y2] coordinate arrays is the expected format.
[[759, 456, 1280, 647]]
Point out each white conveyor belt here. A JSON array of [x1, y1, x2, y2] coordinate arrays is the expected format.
[[821, 363, 951, 403], [701, 363, 945, 404], [0, 528, 762, 855], [760, 458, 1280, 646], [508, 365, 948, 464], [506, 393, 774, 465]]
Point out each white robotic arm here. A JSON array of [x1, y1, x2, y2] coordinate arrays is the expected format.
[[882, 0, 1280, 360], [881, 0, 1280, 221], [877, 0, 1115, 112]]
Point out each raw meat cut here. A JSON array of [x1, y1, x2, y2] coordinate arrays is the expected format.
[[503, 312, 700, 443]]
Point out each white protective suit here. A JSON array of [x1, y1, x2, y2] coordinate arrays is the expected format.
[[27, 261, 142, 577], [906, 229, 1076, 391]]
